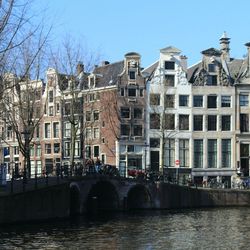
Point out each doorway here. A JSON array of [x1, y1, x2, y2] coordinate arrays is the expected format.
[[240, 144, 249, 177], [150, 151, 159, 172]]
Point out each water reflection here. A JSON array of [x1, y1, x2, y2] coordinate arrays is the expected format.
[[0, 208, 250, 249]]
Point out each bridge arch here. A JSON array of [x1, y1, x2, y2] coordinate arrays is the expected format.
[[127, 184, 151, 209], [69, 183, 81, 216], [86, 180, 119, 213]]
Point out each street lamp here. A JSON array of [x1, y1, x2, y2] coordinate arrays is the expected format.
[[21, 128, 31, 180]]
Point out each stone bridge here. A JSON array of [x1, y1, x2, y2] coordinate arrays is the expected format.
[[1, 175, 250, 224], [69, 175, 159, 215]]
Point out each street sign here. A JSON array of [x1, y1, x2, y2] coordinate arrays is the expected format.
[[175, 159, 180, 165]]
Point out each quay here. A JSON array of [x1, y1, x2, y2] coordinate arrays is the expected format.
[[1, 174, 250, 224]]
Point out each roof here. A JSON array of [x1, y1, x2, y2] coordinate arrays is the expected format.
[[201, 48, 222, 56], [93, 61, 124, 87], [142, 61, 158, 79], [160, 46, 181, 54]]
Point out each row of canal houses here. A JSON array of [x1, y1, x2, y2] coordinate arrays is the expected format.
[[1, 33, 250, 186]]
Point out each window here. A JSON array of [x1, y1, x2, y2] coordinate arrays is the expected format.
[[127, 145, 135, 152], [85, 146, 91, 158], [53, 122, 59, 138], [221, 96, 231, 107], [30, 145, 34, 157], [164, 114, 175, 130], [14, 146, 19, 155], [129, 70, 136, 79], [179, 139, 189, 167], [150, 113, 160, 129], [44, 123, 51, 138], [128, 88, 136, 97], [101, 154, 106, 164], [64, 122, 71, 137], [64, 102, 70, 115], [94, 111, 99, 121], [86, 111, 91, 121], [93, 128, 100, 139], [150, 138, 160, 148], [139, 88, 144, 97], [193, 95, 203, 107], [179, 115, 189, 130], [150, 93, 160, 106], [207, 95, 217, 108], [134, 125, 142, 136], [134, 108, 142, 119], [179, 95, 189, 107], [208, 64, 216, 72], [221, 115, 231, 131], [194, 140, 203, 168], [193, 115, 203, 131], [120, 88, 125, 96], [165, 95, 175, 108], [54, 143, 60, 153], [240, 114, 249, 132], [49, 90, 53, 102], [6, 126, 12, 140], [208, 139, 217, 168], [3, 147, 9, 156], [121, 124, 130, 136], [49, 106, 53, 116], [36, 126, 40, 138], [165, 75, 175, 86], [56, 103, 60, 113], [75, 141, 80, 156], [207, 75, 217, 85], [94, 145, 99, 157], [240, 94, 249, 106], [64, 142, 70, 157], [121, 107, 130, 118], [45, 144, 51, 154], [165, 139, 175, 167], [86, 128, 92, 139], [165, 61, 175, 70], [208, 115, 217, 131], [222, 139, 231, 168], [36, 145, 41, 156]]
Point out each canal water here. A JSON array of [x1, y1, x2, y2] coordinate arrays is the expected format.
[[0, 207, 250, 249]]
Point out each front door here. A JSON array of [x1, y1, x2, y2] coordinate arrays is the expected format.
[[240, 144, 249, 177], [150, 151, 159, 172]]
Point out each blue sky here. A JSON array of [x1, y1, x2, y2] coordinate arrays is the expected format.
[[35, 0, 250, 68]]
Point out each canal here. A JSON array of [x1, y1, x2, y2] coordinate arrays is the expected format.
[[0, 207, 250, 249]]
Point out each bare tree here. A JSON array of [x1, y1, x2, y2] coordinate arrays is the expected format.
[[50, 37, 101, 172]]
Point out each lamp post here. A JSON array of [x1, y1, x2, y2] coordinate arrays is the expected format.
[[10, 161, 15, 193], [21, 128, 31, 180]]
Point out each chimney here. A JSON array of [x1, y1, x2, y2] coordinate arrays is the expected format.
[[220, 32, 230, 62], [76, 62, 84, 75], [101, 61, 110, 66], [180, 55, 188, 71], [245, 42, 250, 71]]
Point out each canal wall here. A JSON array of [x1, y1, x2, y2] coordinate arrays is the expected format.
[[0, 183, 70, 224], [158, 183, 250, 209]]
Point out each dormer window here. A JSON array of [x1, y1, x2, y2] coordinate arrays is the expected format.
[[49, 90, 53, 102], [88, 76, 95, 88], [165, 61, 175, 70], [208, 64, 216, 72], [129, 70, 136, 80]]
